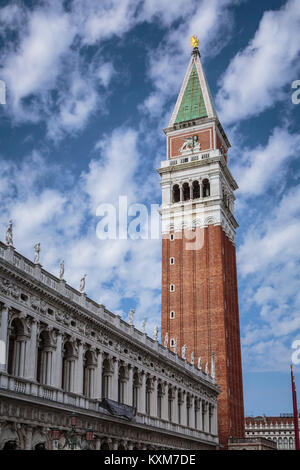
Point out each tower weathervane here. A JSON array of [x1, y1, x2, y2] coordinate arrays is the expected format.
[[190, 35, 199, 49]]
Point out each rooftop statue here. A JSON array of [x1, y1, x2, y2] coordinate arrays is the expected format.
[[5, 220, 13, 246], [190, 34, 199, 49]]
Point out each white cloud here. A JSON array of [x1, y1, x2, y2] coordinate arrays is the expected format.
[[216, 0, 300, 124], [238, 182, 300, 371], [74, 0, 140, 45], [0, 126, 161, 336], [2, 6, 75, 118], [142, 0, 237, 120], [97, 62, 115, 88], [0, 1, 118, 138], [83, 127, 140, 211], [232, 126, 300, 196]]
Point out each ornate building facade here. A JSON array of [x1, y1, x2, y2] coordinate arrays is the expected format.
[[0, 241, 219, 450], [158, 43, 244, 447], [245, 415, 300, 450]]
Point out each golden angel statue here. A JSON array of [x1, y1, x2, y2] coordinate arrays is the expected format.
[[190, 35, 199, 49]]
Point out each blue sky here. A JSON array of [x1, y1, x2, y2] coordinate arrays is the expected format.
[[0, 0, 300, 416]]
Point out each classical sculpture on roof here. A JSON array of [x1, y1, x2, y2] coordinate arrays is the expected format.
[[34, 243, 40, 264], [164, 332, 169, 348], [182, 344, 187, 360], [191, 351, 195, 365], [174, 337, 178, 354], [128, 308, 135, 326], [59, 260, 64, 280], [5, 220, 13, 246], [153, 325, 158, 341], [79, 274, 87, 293]]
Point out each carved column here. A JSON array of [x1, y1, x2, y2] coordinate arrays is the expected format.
[[150, 377, 157, 418], [0, 305, 9, 372], [138, 372, 146, 414], [15, 336, 28, 378], [94, 350, 102, 400], [161, 383, 168, 421], [173, 388, 178, 424], [27, 318, 38, 380], [126, 365, 133, 406], [53, 331, 63, 388], [199, 179, 203, 198], [95, 439, 101, 450], [179, 185, 183, 202], [195, 399, 200, 430], [189, 395, 195, 429], [74, 342, 84, 395], [181, 391, 187, 426], [112, 358, 118, 401], [46, 349, 53, 385], [112, 440, 119, 450], [24, 427, 33, 450], [203, 401, 208, 432], [189, 182, 193, 200], [199, 399, 203, 431]]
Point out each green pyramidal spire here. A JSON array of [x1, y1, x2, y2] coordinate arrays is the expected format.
[[169, 48, 218, 127], [174, 64, 207, 123]]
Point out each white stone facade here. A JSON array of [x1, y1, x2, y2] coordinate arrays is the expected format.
[[0, 242, 219, 450], [245, 416, 299, 450], [158, 145, 238, 244]]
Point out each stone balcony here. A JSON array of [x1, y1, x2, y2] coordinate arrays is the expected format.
[[0, 372, 219, 446]]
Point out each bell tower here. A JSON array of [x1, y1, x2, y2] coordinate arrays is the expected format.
[[157, 38, 244, 447]]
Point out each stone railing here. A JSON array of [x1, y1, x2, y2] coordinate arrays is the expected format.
[[136, 413, 218, 444], [160, 149, 223, 169], [0, 373, 217, 442]]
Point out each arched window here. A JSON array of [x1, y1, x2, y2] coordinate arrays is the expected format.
[[7, 318, 27, 377], [278, 437, 282, 449], [192, 181, 200, 199], [172, 185, 180, 203], [37, 330, 53, 385], [202, 179, 210, 197], [182, 182, 190, 201], [62, 341, 75, 392], [3, 440, 18, 450]]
